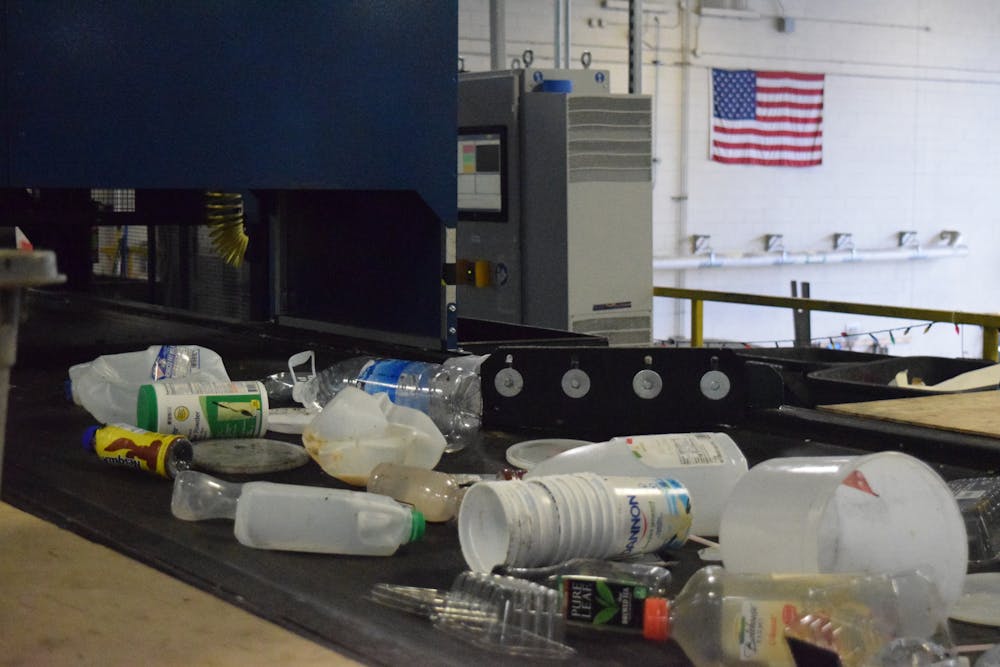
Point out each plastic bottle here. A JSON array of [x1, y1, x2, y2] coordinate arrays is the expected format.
[[458, 474, 692, 572], [290, 351, 487, 451], [511, 559, 673, 635], [171, 470, 425, 555], [524, 432, 747, 536], [497, 558, 672, 595], [82, 423, 193, 479], [136, 380, 268, 440], [366, 462, 475, 522], [642, 565, 947, 667], [67, 345, 230, 425]]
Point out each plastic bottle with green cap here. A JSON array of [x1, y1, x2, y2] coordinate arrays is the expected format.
[[171, 470, 424, 556]]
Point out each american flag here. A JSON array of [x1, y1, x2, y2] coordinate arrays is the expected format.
[[711, 68, 825, 167]]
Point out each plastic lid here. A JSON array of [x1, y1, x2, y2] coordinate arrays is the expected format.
[[135, 384, 157, 431], [948, 572, 1000, 627], [642, 597, 670, 642], [505, 438, 592, 470], [409, 510, 426, 543], [192, 438, 310, 474], [81, 425, 100, 452]]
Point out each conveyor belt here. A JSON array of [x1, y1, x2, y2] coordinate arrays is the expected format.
[[4, 292, 998, 665]]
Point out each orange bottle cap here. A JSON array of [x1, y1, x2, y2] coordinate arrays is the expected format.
[[643, 597, 671, 642]]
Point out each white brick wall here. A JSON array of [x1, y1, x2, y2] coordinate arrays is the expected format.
[[459, 0, 1000, 357]]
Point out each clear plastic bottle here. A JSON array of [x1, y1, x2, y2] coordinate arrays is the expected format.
[[290, 352, 487, 451], [528, 559, 673, 634], [499, 558, 672, 596], [366, 462, 472, 522], [171, 470, 425, 556], [524, 432, 747, 536], [643, 565, 947, 667]]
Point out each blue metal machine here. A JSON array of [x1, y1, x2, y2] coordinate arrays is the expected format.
[[0, 1, 458, 349]]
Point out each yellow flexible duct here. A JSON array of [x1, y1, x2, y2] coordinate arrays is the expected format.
[[205, 192, 248, 267]]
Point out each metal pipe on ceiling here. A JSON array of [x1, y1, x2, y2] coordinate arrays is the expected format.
[[653, 244, 970, 270]]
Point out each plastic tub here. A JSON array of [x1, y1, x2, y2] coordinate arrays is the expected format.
[[718, 452, 968, 609]]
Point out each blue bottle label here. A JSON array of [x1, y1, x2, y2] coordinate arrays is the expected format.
[[357, 359, 408, 402], [152, 345, 200, 381]]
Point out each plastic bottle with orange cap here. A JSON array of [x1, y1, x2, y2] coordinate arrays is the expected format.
[[553, 564, 946, 667]]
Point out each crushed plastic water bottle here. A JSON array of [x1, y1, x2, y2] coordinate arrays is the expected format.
[[289, 351, 486, 451]]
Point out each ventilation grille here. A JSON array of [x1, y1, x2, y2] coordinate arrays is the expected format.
[[568, 96, 651, 184]]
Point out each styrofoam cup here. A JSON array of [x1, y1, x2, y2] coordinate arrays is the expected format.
[[719, 452, 967, 608]]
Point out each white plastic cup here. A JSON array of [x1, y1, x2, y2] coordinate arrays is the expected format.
[[458, 473, 692, 572], [718, 452, 968, 609]]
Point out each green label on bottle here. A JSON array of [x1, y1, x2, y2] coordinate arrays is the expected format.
[[137, 381, 267, 440]]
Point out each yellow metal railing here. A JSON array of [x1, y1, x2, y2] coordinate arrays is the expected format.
[[653, 286, 1000, 362]]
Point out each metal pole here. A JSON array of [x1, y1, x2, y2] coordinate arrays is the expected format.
[[983, 327, 999, 362], [791, 281, 812, 346], [629, 0, 643, 93], [554, 0, 562, 68], [490, 0, 506, 72], [563, 0, 571, 69], [691, 299, 704, 347]]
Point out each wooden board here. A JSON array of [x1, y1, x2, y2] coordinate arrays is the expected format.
[[0, 502, 360, 667], [819, 390, 1000, 438]]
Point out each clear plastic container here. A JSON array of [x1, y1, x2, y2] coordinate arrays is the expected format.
[[301, 386, 446, 486], [948, 477, 1000, 566], [371, 570, 573, 659], [171, 470, 424, 556], [719, 452, 967, 610]]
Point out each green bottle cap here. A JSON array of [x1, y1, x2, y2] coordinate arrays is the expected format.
[[409, 510, 426, 543]]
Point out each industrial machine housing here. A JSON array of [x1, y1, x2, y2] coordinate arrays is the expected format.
[[458, 69, 653, 345]]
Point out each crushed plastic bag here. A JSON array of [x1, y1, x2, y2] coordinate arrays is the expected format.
[[68, 345, 230, 425], [302, 386, 446, 487]]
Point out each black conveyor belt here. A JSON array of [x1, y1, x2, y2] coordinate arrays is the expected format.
[[4, 292, 998, 665]]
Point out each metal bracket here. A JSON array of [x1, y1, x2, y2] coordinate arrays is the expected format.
[[691, 234, 712, 254], [898, 231, 919, 248], [765, 234, 785, 253], [939, 230, 962, 246], [833, 233, 854, 251]]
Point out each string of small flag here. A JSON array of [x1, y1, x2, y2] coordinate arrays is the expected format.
[[660, 321, 963, 349]]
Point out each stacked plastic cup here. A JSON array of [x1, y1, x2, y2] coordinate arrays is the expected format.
[[458, 473, 692, 572]]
